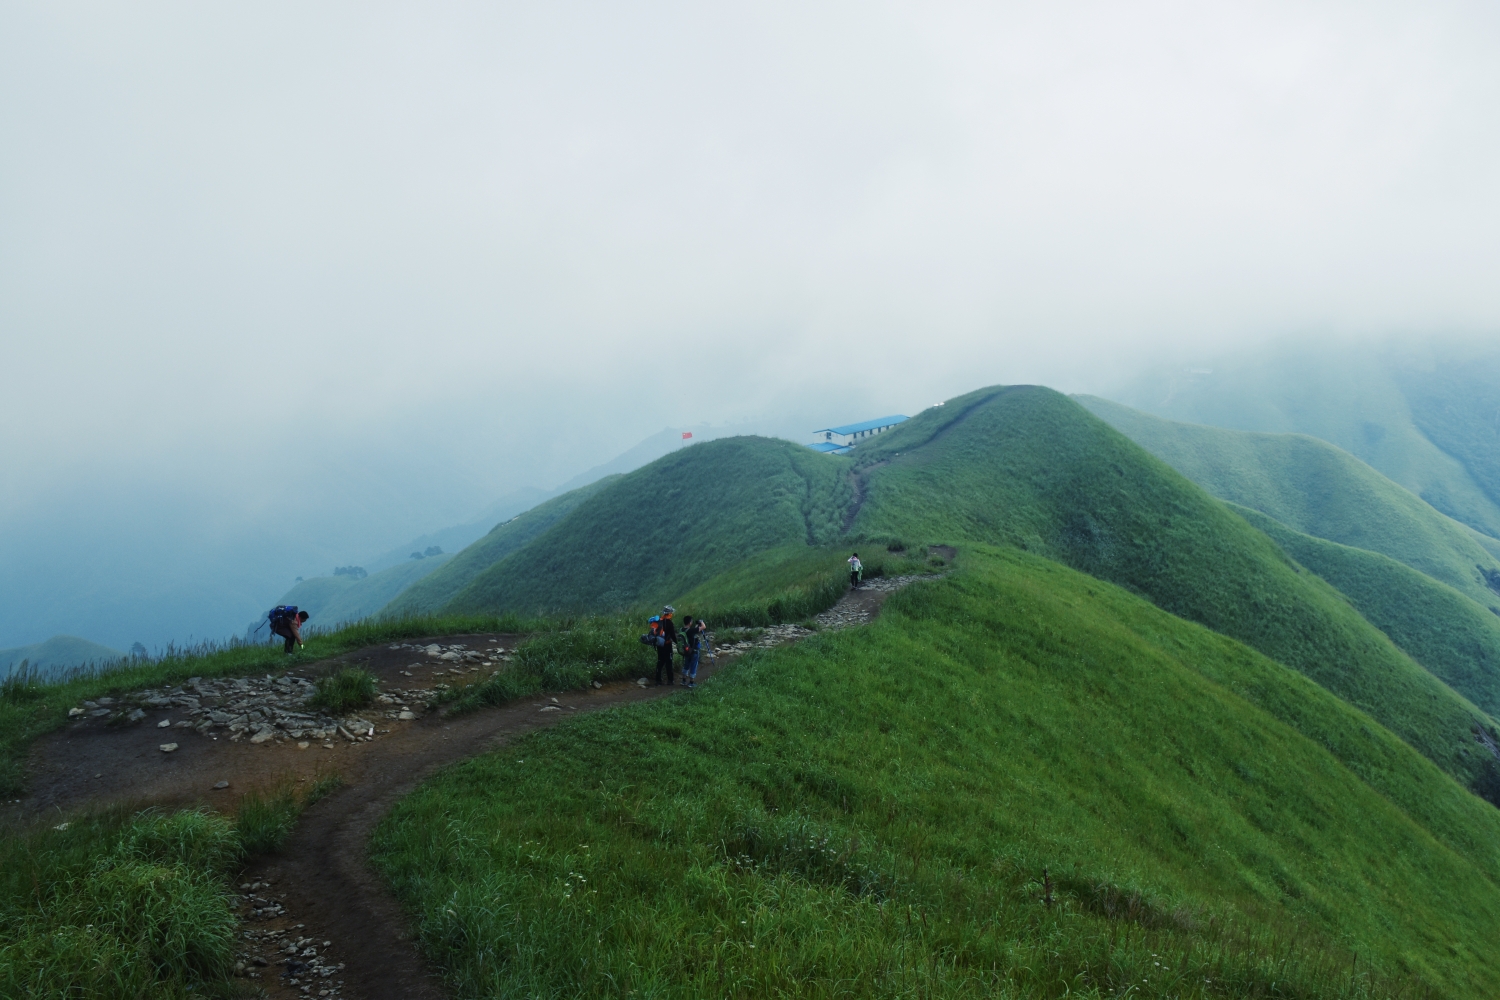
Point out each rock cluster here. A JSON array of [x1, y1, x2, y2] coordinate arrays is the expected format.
[[236, 924, 345, 996], [70, 674, 384, 745], [387, 640, 513, 667], [239, 879, 286, 920], [706, 575, 928, 657], [66, 640, 516, 747]]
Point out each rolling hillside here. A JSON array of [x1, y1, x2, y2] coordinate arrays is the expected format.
[[1075, 394, 1500, 606], [442, 437, 853, 615], [847, 385, 1500, 797], [375, 547, 1500, 998], [1231, 503, 1500, 717], [1398, 355, 1500, 513], [381, 478, 618, 617], [1110, 342, 1500, 539], [427, 383, 1500, 801]]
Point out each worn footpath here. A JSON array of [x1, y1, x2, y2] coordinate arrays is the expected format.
[[8, 577, 930, 1000]]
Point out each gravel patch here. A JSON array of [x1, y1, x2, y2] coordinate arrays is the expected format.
[[66, 641, 517, 747]]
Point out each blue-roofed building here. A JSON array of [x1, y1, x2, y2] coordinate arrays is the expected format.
[[808, 414, 908, 452]]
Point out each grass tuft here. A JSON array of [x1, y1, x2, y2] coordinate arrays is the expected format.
[[236, 775, 342, 856], [309, 667, 377, 714]]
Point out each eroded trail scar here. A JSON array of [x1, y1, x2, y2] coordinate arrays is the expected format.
[[18, 577, 935, 1000], [706, 574, 927, 662]]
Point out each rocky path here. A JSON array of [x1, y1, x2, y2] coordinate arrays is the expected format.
[[8, 576, 933, 1000]]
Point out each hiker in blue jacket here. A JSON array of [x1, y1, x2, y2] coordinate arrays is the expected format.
[[680, 616, 706, 688]]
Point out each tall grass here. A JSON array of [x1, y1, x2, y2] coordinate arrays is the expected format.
[[236, 776, 342, 855], [0, 776, 343, 997], [373, 549, 1500, 997], [447, 615, 657, 713], [0, 808, 242, 999]]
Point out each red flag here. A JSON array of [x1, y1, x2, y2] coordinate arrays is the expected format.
[[682, 431, 693, 439]]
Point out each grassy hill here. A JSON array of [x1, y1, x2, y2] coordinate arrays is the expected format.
[[373, 547, 1500, 998], [382, 478, 617, 618], [443, 437, 853, 616], [0, 635, 122, 680], [1075, 395, 1500, 606], [1109, 342, 1500, 539], [1232, 503, 1500, 718], [849, 386, 1500, 798], [1398, 355, 1500, 515], [273, 554, 454, 628]]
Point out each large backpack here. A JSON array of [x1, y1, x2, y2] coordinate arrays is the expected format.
[[639, 615, 666, 647], [268, 605, 298, 629]]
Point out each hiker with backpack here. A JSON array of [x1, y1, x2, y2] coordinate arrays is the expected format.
[[680, 615, 707, 689], [848, 553, 863, 590], [653, 606, 678, 685], [267, 605, 309, 654]]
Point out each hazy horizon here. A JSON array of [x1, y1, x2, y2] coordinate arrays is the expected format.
[[4, 3, 1500, 653]]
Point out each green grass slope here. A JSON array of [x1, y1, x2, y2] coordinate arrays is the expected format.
[[373, 548, 1500, 999], [1110, 344, 1500, 539], [850, 386, 1500, 797], [444, 437, 853, 616], [382, 478, 617, 617], [1075, 395, 1500, 606], [1232, 503, 1500, 718], [1398, 356, 1500, 514]]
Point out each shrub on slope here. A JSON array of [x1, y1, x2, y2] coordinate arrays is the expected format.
[[852, 385, 1500, 797], [1076, 395, 1500, 605], [443, 437, 853, 615], [382, 478, 617, 617], [372, 549, 1500, 999], [1234, 503, 1500, 719]]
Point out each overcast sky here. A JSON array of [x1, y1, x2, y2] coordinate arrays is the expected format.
[[4, 1, 1500, 649]]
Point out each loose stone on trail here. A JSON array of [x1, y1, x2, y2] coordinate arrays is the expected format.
[[213, 780, 229, 789], [160, 743, 178, 752]]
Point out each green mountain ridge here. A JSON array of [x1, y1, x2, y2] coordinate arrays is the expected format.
[[16, 375, 1500, 998], [380, 477, 618, 617], [1111, 342, 1500, 539], [421, 384, 1500, 803], [1231, 502, 1500, 717], [844, 385, 1500, 797], [443, 438, 853, 615], [1075, 393, 1500, 606]]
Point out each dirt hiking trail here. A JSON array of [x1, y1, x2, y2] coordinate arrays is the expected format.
[[9, 576, 930, 1000]]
